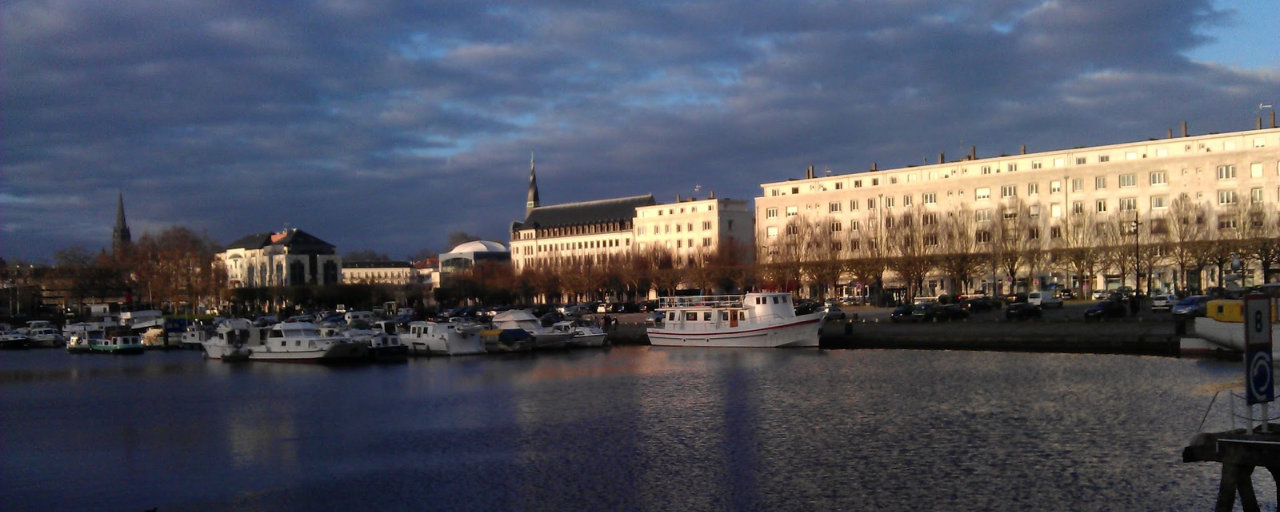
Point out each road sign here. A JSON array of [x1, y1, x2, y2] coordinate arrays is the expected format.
[[1244, 294, 1274, 405]]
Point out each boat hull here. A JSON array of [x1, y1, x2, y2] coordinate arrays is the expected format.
[[247, 341, 367, 363], [647, 315, 822, 348]]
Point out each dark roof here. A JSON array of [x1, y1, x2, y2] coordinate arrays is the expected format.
[[224, 229, 335, 254], [519, 194, 655, 229]]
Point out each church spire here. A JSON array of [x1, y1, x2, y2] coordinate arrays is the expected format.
[[525, 152, 540, 219], [113, 190, 132, 256]]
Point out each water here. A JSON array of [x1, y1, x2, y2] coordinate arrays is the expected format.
[[0, 347, 1269, 511]]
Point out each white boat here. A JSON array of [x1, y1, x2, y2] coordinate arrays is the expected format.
[[1, 330, 30, 349], [1181, 296, 1280, 356], [646, 292, 823, 348], [365, 331, 408, 361], [553, 320, 607, 348], [90, 333, 145, 354], [402, 318, 488, 356], [210, 320, 366, 363], [25, 326, 65, 348], [492, 309, 572, 350], [203, 319, 257, 361], [64, 324, 102, 353]]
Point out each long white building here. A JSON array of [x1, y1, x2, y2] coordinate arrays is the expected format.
[[755, 125, 1280, 297]]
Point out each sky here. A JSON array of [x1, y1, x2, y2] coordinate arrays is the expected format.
[[3, 0, 1278, 263]]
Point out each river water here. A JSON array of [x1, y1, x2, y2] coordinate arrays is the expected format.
[[0, 347, 1269, 511]]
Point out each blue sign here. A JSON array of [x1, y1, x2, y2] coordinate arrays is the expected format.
[[1244, 295, 1274, 405]]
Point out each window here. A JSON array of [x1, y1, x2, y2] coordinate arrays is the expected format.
[[1028, 183, 1039, 195], [903, 195, 912, 206], [1119, 174, 1136, 187], [1098, 155, 1110, 163], [835, 182, 844, 190], [924, 234, 938, 246], [1008, 163, 1018, 172], [1072, 201, 1084, 215], [1251, 162, 1263, 178], [1029, 205, 1040, 218], [850, 200, 859, 210], [1050, 180, 1061, 193], [854, 180, 863, 188], [1071, 178, 1083, 192], [976, 230, 992, 243], [922, 213, 937, 225], [702, 221, 712, 230], [1095, 176, 1107, 189], [975, 187, 991, 200], [1217, 190, 1237, 205], [867, 198, 875, 209], [766, 227, 778, 238], [703, 237, 712, 247], [1119, 197, 1136, 212], [1051, 203, 1062, 218], [981, 165, 993, 175], [1002, 208, 1018, 221], [1028, 228, 1039, 240], [850, 220, 860, 231], [785, 206, 798, 217], [975, 209, 992, 222], [766, 207, 778, 219], [922, 193, 937, 204], [1096, 199, 1107, 213], [885, 197, 895, 208], [830, 221, 842, 232], [829, 202, 841, 213], [1217, 165, 1236, 180], [1001, 185, 1017, 198], [1075, 157, 1087, 165], [1151, 195, 1167, 209], [1033, 161, 1043, 169], [1050, 226, 1062, 239], [1150, 171, 1167, 185], [791, 187, 799, 194], [1250, 187, 1263, 204], [872, 178, 879, 186], [785, 224, 799, 235]]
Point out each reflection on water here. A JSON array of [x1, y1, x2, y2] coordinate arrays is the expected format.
[[0, 347, 1268, 511]]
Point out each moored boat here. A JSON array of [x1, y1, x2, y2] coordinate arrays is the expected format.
[[64, 324, 102, 353], [402, 318, 488, 356], [251, 321, 367, 363], [202, 319, 256, 361], [645, 292, 823, 348], [1, 330, 30, 349], [492, 309, 571, 350], [553, 319, 607, 348], [90, 332, 145, 354], [26, 326, 65, 348]]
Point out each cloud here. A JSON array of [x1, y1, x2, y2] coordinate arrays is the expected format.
[[2, 0, 1276, 262]]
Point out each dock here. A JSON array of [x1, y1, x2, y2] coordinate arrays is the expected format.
[[1183, 425, 1280, 512]]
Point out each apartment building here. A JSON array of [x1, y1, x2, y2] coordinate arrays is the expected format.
[[755, 126, 1280, 296], [218, 228, 342, 288], [633, 195, 754, 266]]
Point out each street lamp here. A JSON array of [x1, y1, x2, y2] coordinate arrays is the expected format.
[[1131, 212, 1141, 292]]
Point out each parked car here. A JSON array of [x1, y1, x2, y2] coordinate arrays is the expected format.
[[961, 296, 998, 313], [1027, 291, 1063, 309], [1059, 289, 1076, 300], [934, 304, 970, 321], [910, 303, 939, 322], [1091, 289, 1110, 300], [1171, 295, 1211, 320], [889, 305, 914, 323], [822, 302, 847, 320], [1150, 294, 1176, 312], [1005, 302, 1042, 320], [1084, 300, 1127, 320], [1005, 293, 1028, 305]]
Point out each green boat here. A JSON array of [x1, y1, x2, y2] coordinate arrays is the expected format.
[[90, 334, 145, 355]]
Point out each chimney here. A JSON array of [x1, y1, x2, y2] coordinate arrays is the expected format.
[[676, 194, 681, 202], [938, 152, 945, 164], [809, 165, 815, 179], [1181, 121, 1188, 137], [969, 146, 976, 160], [1020, 144, 1026, 155], [1167, 128, 1173, 139], [1258, 117, 1263, 130], [709, 190, 716, 199], [871, 162, 878, 171], [1272, 111, 1276, 128]]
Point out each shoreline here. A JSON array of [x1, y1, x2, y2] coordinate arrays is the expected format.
[[608, 317, 1184, 357]]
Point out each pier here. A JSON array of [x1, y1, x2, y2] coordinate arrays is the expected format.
[[1183, 425, 1280, 512]]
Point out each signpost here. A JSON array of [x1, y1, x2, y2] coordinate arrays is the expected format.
[[1243, 294, 1275, 433]]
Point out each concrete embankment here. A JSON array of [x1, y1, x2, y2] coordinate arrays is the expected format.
[[607, 318, 1181, 356]]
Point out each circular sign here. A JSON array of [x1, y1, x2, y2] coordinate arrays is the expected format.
[[1250, 350, 1273, 401]]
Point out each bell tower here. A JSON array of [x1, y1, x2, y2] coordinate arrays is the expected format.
[[112, 190, 132, 257], [525, 153, 540, 219]]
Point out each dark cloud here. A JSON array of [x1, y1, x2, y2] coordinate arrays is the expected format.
[[2, 0, 1274, 262]]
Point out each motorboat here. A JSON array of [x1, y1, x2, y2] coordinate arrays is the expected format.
[[365, 332, 408, 362], [646, 292, 823, 348], [252, 321, 367, 363], [1181, 295, 1280, 356], [25, 326, 65, 348], [90, 332, 145, 354], [402, 318, 488, 356], [480, 328, 535, 353], [203, 319, 257, 361], [491, 309, 571, 350], [64, 324, 101, 353], [1, 330, 30, 349], [552, 320, 607, 348]]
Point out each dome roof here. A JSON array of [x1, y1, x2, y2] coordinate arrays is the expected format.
[[449, 240, 508, 254]]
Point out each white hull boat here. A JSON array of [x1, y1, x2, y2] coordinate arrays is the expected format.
[[646, 292, 823, 348], [492, 310, 571, 350], [403, 319, 487, 356]]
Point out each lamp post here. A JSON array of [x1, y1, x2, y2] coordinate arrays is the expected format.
[[1131, 212, 1141, 292]]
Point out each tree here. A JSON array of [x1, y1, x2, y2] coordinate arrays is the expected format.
[[937, 206, 982, 296], [884, 208, 935, 301], [803, 216, 846, 300], [1240, 203, 1280, 284], [1164, 193, 1210, 293]]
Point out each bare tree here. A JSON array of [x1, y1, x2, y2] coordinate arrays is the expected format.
[[937, 206, 982, 296], [1164, 193, 1210, 293], [885, 208, 936, 301], [1240, 203, 1280, 284]]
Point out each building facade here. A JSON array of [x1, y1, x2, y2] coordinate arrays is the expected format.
[[755, 126, 1280, 297], [510, 195, 655, 272], [341, 261, 415, 285], [217, 228, 342, 288], [633, 195, 755, 266]]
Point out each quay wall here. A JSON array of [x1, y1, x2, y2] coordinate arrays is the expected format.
[[607, 318, 1181, 356]]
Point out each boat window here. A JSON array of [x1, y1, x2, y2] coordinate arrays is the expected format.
[[720, 311, 729, 321], [772, 296, 779, 304], [668, 312, 676, 321], [739, 311, 747, 320], [280, 341, 287, 347], [703, 312, 712, 321], [685, 312, 697, 321]]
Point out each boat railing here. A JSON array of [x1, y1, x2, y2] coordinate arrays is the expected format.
[[658, 295, 744, 309]]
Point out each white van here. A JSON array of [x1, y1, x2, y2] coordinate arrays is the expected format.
[[344, 311, 375, 326], [1027, 291, 1063, 308]]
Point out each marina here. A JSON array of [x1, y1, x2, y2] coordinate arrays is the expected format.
[[0, 346, 1268, 511]]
